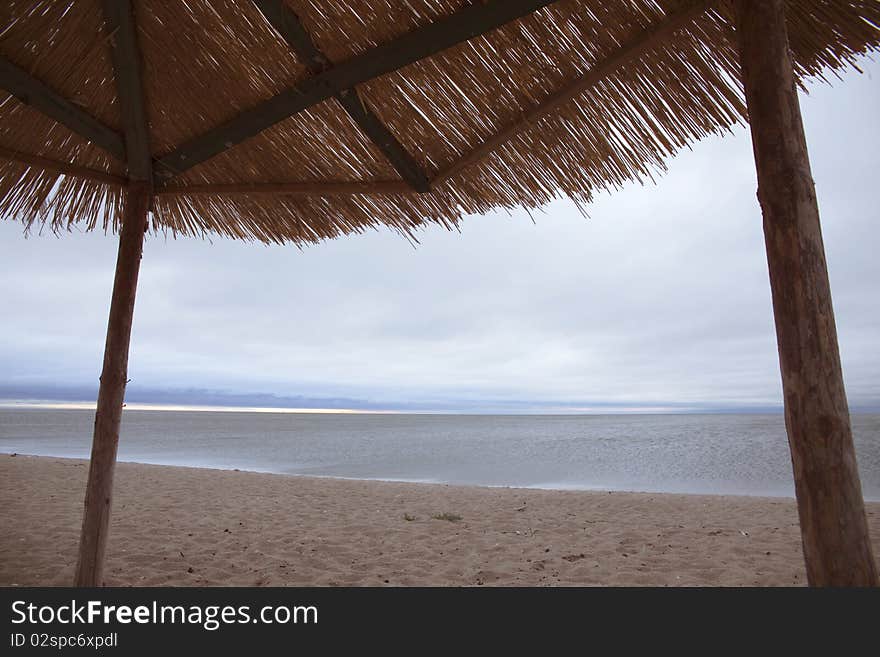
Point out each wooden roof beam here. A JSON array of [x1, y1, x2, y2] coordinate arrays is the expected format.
[[156, 0, 558, 178], [0, 146, 126, 186], [0, 56, 126, 162], [335, 91, 430, 192], [155, 180, 412, 198], [101, 0, 153, 182], [252, 0, 430, 193], [434, 0, 713, 186]]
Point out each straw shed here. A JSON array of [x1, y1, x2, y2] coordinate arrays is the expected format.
[[1, 0, 878, 586]]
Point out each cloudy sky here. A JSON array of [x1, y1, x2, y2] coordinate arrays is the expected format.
[[1, 59, 878, 413]]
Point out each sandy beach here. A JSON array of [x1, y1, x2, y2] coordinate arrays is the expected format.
[[1, 454, 877, 586]]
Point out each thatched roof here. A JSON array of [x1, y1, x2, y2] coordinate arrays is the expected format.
[[1, 0, 878, 243]]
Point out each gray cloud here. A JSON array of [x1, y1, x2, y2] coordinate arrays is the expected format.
[[1, 61, 878, 412]]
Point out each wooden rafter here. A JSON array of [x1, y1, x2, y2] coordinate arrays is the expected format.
[[0, 56, 125, 161], [101, 0, 152, 182], [252, 0, 430, 192], [434, 0, 713, 186], [156, 180, 411, 197], [156, 0, 558, 178], [336, 92, 430, 192], [0, 146, 125, 186]]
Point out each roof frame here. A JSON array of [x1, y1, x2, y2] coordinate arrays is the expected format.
[[1, 0, 711, 199], [157, 1, 712, 198], [252, 0, 430, 192], [155, 0, 559, 178]]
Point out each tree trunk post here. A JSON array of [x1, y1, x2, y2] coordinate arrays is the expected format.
[[74, 182, 150, 586], [735, 0, 877, 585]]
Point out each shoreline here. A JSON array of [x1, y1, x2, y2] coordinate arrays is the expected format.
[[0, 451, 810, 501], [2, 454, 878, 586]]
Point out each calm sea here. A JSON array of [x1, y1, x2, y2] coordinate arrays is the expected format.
[[1, 409, 878, 500]]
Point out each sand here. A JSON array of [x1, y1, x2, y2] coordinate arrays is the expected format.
[[1, 454, 878, 586]]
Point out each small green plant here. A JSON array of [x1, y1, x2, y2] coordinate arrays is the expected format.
[[403, 513, 417, 521], [432, 512, 462, 523]]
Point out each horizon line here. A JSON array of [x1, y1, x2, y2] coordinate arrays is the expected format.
[[0, 398, 791, 415]]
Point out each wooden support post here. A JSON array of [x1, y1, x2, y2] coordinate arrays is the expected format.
[[73, 183, 150, 586], [735, 0, 877, 586], [74, 0, 153, 587]]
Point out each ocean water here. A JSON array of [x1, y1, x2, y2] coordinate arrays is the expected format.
[[0, 409, 878, 500]]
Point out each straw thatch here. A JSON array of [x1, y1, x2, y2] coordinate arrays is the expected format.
[[1, 0, 878, 243]]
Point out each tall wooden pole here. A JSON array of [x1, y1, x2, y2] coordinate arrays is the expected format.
[[74, 183, 150, 586], [73, 0, 153, 587], [735, 0, 877, 586]]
